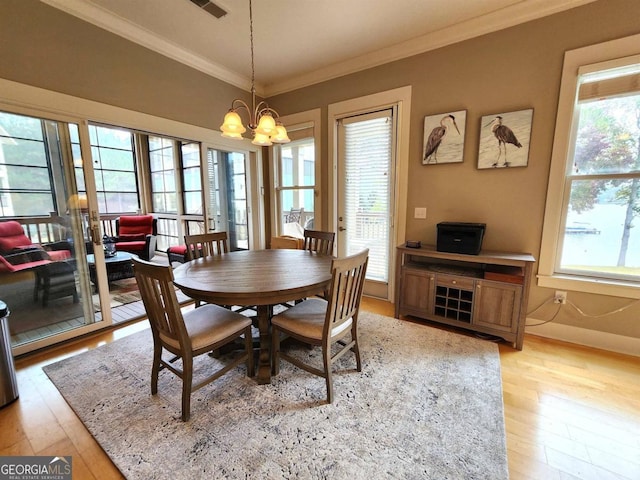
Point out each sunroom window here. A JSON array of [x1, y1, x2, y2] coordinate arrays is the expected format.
[[0, 112, 57, 216]]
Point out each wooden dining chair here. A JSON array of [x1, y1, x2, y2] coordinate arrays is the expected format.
[[271, 248, 369, 404], [301, 229, 336, 301], [132, 257, 253, 422], [270, 235, 303, 250], [184, 232, 228, 308], [303, 229, 335, 255], [184, 231, 229, 260]]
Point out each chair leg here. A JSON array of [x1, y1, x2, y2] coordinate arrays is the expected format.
[[271, 326, 280, 375], [151, 344, 162, 395], [181, 354, 193, 422], [323, 343, 334, 403], [352, 327, 362, 372]]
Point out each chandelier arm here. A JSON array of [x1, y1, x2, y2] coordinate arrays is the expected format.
[[231, 99, 252, 115], [256, 104, 281, 120]]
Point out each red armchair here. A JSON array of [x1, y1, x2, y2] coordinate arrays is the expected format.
[[0, 220, 77, 306], [115, 215, 158, 261], [0, 220, 72, 267]]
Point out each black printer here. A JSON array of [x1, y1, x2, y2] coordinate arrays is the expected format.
[[436, 222, 486, 255]]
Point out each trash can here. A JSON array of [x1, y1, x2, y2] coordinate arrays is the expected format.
[[0, 300, 19, 407]]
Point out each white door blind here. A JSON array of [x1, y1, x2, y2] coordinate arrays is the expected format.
[[341, 109, 393, 282]]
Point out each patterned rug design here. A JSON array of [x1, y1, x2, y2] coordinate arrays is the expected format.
[[43, 312, 508, 480]]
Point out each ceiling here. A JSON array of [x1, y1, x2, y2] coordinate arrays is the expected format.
[[42, 0, 595, 97]]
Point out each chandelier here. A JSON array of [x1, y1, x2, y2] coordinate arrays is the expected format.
[[219, 0, 290, 146]]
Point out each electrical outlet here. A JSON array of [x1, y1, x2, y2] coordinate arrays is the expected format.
[[414, 207, 427, 219], [554, 290, 567, 304]]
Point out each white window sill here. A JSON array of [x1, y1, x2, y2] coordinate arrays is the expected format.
[[537, 274, 640, 299]]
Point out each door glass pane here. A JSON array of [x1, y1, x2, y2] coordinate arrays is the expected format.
[[0, 112, 98, 350], [206, 149, 249, 250], [341, 111, 393, 283]]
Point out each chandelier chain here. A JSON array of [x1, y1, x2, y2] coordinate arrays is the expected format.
[[249, 0, 255, 93], [219, 0, 289, 145]]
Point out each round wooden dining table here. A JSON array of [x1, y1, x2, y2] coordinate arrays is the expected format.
[[172, 249, 333, 384]]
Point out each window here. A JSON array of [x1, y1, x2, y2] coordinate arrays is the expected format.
[[87, 125, 138, 213], [181, 142, 203, 216], [273, 111, 321, 238], [149, 135, 177, 214], [539, 34, 640, 298], [276, 137, 315, 235], [0, 111, 56, 216]]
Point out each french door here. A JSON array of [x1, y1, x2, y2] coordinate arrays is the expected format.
[[336, 108, 397, 299], [0, 111, 112, 354], [206, 148, 250, 250]]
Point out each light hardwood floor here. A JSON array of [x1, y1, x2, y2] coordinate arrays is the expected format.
[[1, 296, 638, 480]]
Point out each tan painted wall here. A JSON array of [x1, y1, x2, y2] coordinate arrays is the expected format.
[[267, 0, 640, 340], [0, 0, 250, 129], [1, 0, 639, 339]]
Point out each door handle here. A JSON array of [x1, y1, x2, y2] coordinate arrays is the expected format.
[[339, 226, 346, 232]]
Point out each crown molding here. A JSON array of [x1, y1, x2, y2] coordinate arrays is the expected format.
[[263, 0, 596, 96], [42, 0, 595, 98]]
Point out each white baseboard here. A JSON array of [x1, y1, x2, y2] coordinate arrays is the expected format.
[[525, 319, 640, 357]]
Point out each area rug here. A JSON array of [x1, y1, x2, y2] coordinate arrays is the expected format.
[[43, 312, 508, 480]]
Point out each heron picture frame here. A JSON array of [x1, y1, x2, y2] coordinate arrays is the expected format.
[[422, 109, 466, 165], [478, 108, 533, 169]]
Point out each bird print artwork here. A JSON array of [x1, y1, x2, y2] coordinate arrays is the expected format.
[[488, 116, 521, 167], [477, 109, 533, 169], [422, 110, 466, 165]]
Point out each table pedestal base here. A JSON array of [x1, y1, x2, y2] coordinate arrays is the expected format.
[[256, 305, 272, 385]]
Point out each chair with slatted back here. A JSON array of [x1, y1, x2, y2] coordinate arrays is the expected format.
[[184, 232, 255, 315], [303, 229, 335, 256], [271, 248, 369, 404], [183, 232, 229, 308], [132, 257, 253, 422], [184, 232, 229, 260]]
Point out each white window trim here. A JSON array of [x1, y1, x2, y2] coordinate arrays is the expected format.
[[271, 108, 322, 236], [538, 33, 640, 299], [328, 86, 412, 303]]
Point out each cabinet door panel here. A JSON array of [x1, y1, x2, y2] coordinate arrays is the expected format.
[[473, 280, 521, 332], [400, 268, 434, 315]]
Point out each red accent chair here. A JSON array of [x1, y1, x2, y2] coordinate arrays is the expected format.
[[0, 220, 77, 306], [115, 215, 158, 261], [0, 220, 72, 264]]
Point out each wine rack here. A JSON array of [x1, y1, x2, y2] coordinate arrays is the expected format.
[[434, 284, 474, 323]]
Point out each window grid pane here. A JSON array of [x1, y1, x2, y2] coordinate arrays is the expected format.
[[0, 111, 55, 216]]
